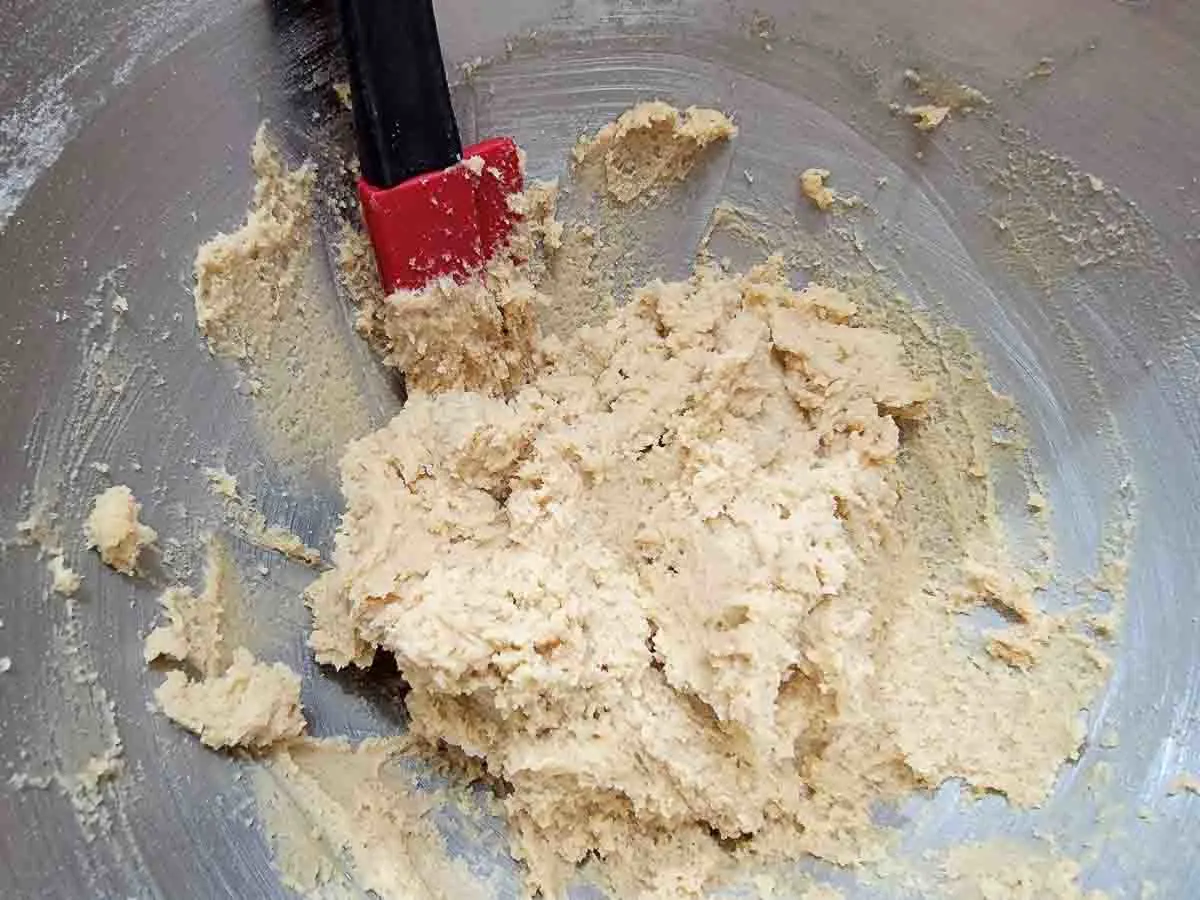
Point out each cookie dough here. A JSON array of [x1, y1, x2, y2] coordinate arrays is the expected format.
[[905, 104, 951, 132], [47, 554, 82, 595], [800, 167, 835, 210], [85, 484, 157, 575], [942, 841, 1108, 900], [573, 101, 736, 203], [144, 539, 237, 678], [178, 102, 1117, 899], [192, 127, 373, 472], [313, 229, 1106, 894], [193, 127, 314, 362], [155, 648, 305, 750], [147, 535, 306, 750]]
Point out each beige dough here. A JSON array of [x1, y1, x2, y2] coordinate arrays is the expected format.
[[85, 484, 156, 575], [252, 737, 491, 899], [193, 126, 314, 362], [800, 167, 836, 210], [144, 537, 239, 678], [905, 103, 952, 132], [47, 554, 82, 595], [203, 468, 322, 567], [177, 102, 1118, 899], [572, 101, 736, 203], [942, 841, 1108, 900], [155, 648, 305, 750], [147, 534, 306, 750], [313, 236, 1106, 895], [192, 127, 373, 473]]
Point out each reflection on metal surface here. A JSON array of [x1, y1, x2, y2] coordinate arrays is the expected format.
[[1, 0, 1198, 897]]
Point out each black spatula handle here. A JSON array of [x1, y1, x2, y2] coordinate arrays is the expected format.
[[337, 0, 463, 188]]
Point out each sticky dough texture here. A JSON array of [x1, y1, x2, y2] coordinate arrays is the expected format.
[[314, 250, 1108, 894], [315, 260, 975, 887], [296, 101, 1112, 897]]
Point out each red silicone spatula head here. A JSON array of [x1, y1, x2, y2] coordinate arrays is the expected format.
[[357, 136, 523, 294], [338, 0, 524, 295]]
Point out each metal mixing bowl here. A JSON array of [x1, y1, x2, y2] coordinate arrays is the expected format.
[[2, 0, 1198, 896]]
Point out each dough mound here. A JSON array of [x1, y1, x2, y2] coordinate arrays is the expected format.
[[155, 647, 305, 750], [85, 484, 157, 575], [313, 260, 941, 890]]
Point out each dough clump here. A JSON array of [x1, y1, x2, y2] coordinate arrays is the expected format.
[[48, 554, 82, 595], [155, 648, 305, 750], [193, 125, 314, 362], [85, 484, 157, 575], [905, 104, 951, 132], [800, 167, 835, 210], [314, 241, 1108, 894], [147, 536, 306, 750], [573, 101, 737, 203]]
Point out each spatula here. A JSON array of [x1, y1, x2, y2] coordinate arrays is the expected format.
[[338, 0, 523, 293]]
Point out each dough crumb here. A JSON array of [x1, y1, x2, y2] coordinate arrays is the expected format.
[[1027, 58, 1056, 79], [332, 80, 352, 110], [905, 104, 952, 132], [155, 647, 305, 750], [47, 554, 82, 595], [800, 167, 836, 210], [573, 101, 737, 203], [1167, 773, 1200, 796], [203, 466, 239, 499], [85, 485, 157, 575]]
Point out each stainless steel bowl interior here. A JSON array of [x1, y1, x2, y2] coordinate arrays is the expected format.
[[2, 0, 1198, 897]]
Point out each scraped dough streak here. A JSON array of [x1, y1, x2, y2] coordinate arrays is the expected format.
[[572, 101, 737, 203]]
